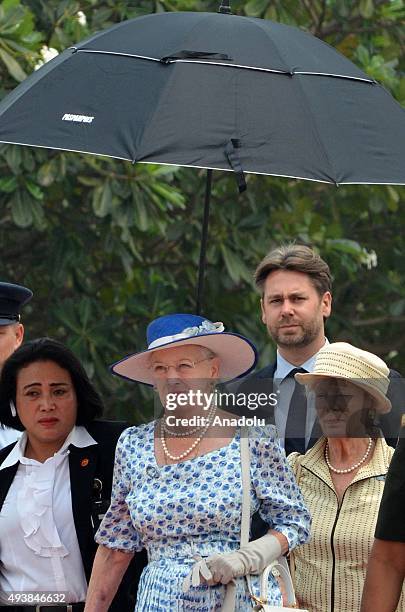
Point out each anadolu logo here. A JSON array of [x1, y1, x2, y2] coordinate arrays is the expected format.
[[62, 113, 94, 123]]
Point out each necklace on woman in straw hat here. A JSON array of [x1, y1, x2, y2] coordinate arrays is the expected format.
[[325, 438, 374, 474]]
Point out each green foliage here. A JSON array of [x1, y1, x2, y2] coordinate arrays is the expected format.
[[0, 0, 404, 421], [0, 0, 41, 86]]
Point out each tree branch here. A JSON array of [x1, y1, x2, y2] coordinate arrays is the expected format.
[[351, 315, 405, 326], [361, 339, 404, 354], [315, 0, 328, 36], [301, 0, 319, 32], [319, 0, 391, 38]]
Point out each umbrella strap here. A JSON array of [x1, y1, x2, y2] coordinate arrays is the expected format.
[[160, 50, 232, 63], [225, 139, 246, 193]]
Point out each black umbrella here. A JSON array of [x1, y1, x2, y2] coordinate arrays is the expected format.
[[0, 3, 404, 311]]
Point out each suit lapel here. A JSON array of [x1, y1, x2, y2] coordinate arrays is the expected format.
[[0, 463, 18, 512], [0, 443, 19, 512], [266, 358, 324, 452], [256, 361, 277, 380], [248, 361, 277, 423], [69, 443, 98, 568]]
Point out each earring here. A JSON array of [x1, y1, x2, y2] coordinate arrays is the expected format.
[[9, 399, 17, 417]]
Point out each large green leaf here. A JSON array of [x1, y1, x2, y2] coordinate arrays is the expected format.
[[10, 190, 32, 227], [92, 181, 113, 217], [0, 175, 17, 192], [221, 245, 252, 284], [0, 47, 26, 80], [359, 0, 374, 18]]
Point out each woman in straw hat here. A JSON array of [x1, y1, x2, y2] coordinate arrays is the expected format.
[[85, 314, 310, 611], [288, 342, 405, 612]]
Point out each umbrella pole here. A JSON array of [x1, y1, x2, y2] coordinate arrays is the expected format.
[[195, 169, 213, 315]]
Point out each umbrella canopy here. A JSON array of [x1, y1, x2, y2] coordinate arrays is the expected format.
[[0, 8, 404, 313], [0, 10, 404, 186]]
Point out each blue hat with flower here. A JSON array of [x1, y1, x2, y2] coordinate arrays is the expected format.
[[111, 313, 257, 385]]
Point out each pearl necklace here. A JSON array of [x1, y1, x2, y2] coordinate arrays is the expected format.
[[325, 438, 373, 474], [162, 420, 203, 437], [160, 403, 216, 461]]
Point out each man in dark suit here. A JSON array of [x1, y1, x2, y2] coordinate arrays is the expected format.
[[239, 243, 403, 455]]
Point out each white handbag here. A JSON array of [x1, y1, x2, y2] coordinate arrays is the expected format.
[[238, 428, 308, 612]]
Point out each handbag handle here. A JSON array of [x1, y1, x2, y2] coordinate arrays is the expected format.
[[259, 557, 297, 606], [240, 426, 251, 547], [240, 427, 299, 609], [288, 454, 304, 590]]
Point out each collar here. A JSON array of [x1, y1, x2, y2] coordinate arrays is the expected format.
[[0, 425, 97, 470], [276, 338, 329, 381], [299, 436, 392, 489]]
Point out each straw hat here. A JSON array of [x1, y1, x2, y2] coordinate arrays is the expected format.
[[295, 342, 391, 413], [111, 313, 257, 386]]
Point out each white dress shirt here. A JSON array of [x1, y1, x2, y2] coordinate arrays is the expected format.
[[274, 339, 329, 449], [0, 426, 21, 450], [0, 426, 97, 603]]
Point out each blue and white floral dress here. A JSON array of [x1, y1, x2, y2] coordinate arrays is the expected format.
[[96, 422, 310, 611]]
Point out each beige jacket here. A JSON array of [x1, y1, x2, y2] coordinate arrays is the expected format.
[[288, 438, 405, 612]]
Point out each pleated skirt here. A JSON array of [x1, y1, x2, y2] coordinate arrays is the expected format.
[[135, 558, 282, 611]]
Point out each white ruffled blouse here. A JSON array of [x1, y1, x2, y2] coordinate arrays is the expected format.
[[0, 426, 96, 603]]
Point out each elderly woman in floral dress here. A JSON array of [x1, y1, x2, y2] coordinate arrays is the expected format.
[[85, 313, 310, 611]]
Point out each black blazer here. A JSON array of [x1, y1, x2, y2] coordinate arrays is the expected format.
[[0, 420, 147, 611], [375, 426, 405, 542]]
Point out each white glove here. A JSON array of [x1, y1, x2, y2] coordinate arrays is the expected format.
[[207, 533, 282, 584], [205, 552, 245, 584], [182, 534, 282, 589]]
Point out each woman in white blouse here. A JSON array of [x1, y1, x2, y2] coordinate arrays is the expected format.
[[0, 338, 144, 612]]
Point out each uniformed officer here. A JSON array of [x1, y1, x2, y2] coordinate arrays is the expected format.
[[0, 281, 32, 448]]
